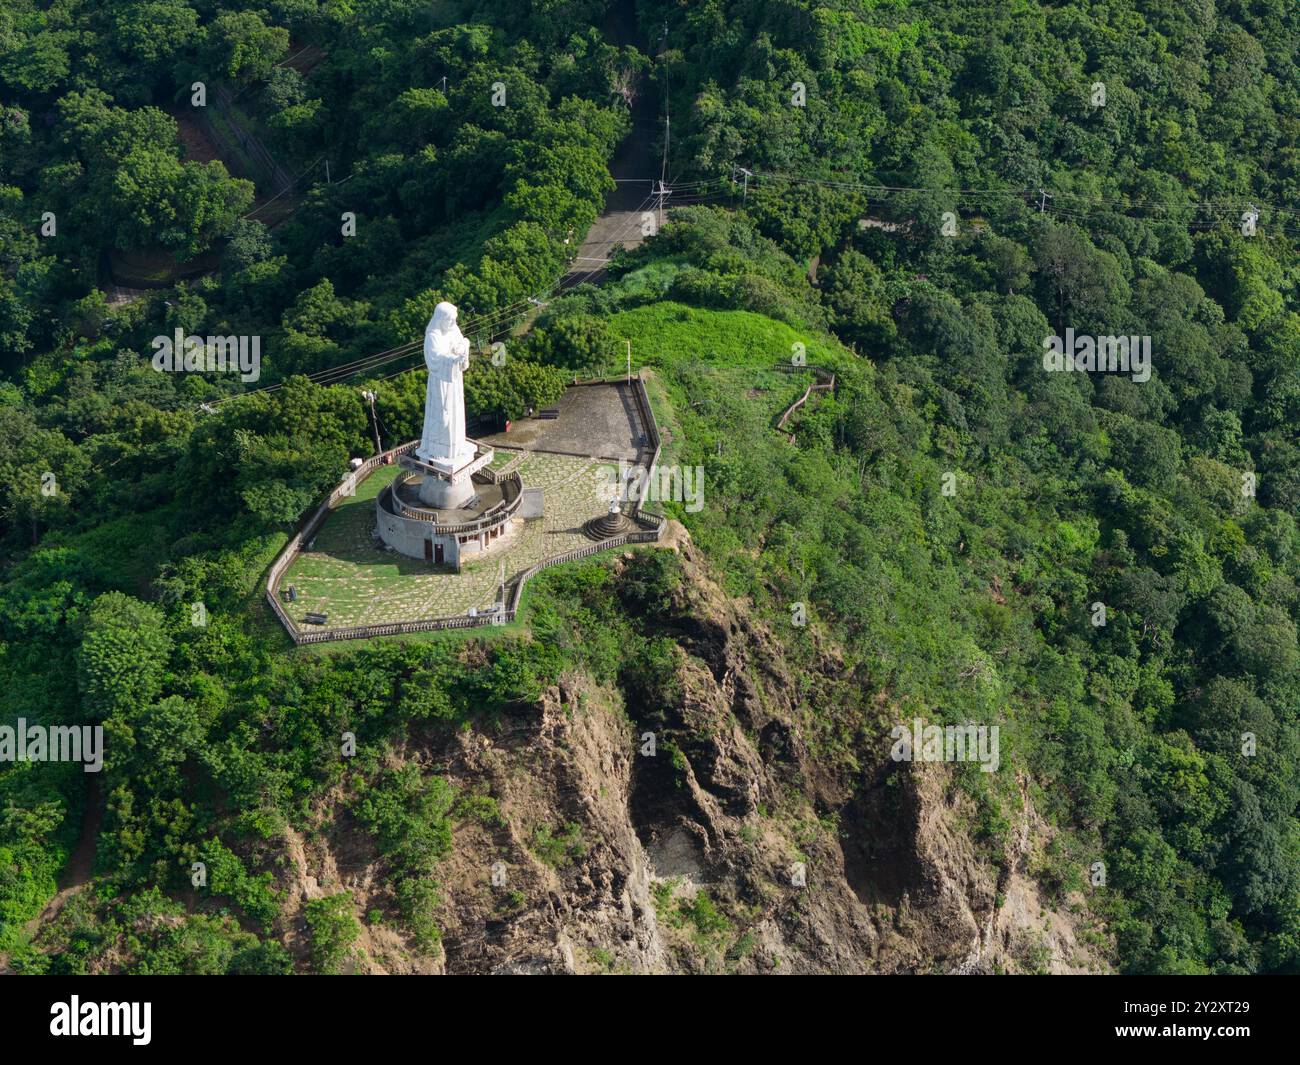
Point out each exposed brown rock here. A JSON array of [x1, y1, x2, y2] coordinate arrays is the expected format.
[[276, 524, 1107, 974]]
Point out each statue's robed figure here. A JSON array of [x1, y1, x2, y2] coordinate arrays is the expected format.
[[416, 302, 474, 465]]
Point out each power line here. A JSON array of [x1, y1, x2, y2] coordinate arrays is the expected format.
[[239, 157, 324, 220], [206, 177, 729, 411], [268, 194, 667, 400], [204, 160, 1291, 410], [207, 273, 595, 404], [745, 169, 1296, 228]]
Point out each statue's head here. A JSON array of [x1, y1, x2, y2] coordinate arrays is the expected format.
[[429, 301, 458, 333]]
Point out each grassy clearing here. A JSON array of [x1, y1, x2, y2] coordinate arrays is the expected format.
[[607, 302, 845, 374]]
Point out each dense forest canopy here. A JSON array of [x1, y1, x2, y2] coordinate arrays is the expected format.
[[0, 0, 1297, 975]]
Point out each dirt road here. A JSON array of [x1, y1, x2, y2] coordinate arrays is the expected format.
[[0, 776, 101, 973]]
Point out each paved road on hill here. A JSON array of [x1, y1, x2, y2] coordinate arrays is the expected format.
[[564, 0, 662, 289]]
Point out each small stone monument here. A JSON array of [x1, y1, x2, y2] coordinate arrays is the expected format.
[[585, 487, 630, 540]]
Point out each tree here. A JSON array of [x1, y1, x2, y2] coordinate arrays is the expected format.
[[138, 696, 205, 765], [203, 12, 289, 84], [528, 312, 613, 373], [820, 248, 896, 351], [78, 592, 171, 721], [221, 218, 273, 277], [304, 892, 361, 974], [464, 359, 566, 421], [1034, 224, 1130, 332], [979, 232, 1034, 296]]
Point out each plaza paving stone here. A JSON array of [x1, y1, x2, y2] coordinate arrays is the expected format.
[[281, 449, 625, 629]]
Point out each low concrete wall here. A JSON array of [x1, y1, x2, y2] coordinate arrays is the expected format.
[[375, 503, 463, 567], [520, 487, 544, 518], [265, 439, 419, 641]]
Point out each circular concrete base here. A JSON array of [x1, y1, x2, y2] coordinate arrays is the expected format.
[[376, 469, 523, 569], [418, 473, 477, 510], [583, 512, 631, 541]]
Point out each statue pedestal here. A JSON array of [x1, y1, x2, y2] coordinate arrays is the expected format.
[[401, 445, 494, 511]]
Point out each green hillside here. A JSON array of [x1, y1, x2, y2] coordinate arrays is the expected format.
[[1, 0, 1298, 976]]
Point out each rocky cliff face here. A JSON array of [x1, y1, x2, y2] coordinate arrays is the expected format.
[[286, 525, 1107, 974]]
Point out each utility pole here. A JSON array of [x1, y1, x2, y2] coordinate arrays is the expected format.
[[654, 179, 670, 228], [659, 109, 670, 203], [325, 159, 330, 184], [659, 21, 670, 195], [361, 389, 381, 454], [736, 166, 753, 205], [626, 339, 632, 383], [1037, 188, 1052, 213]]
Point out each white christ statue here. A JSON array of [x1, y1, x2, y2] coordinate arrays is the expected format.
[[416, 302, 475, 466]]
